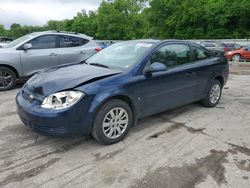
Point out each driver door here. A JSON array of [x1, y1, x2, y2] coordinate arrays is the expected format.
[[20, 35, 59, 76], [134, 43, 198, 117]]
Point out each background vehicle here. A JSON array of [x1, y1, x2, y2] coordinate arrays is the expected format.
[[226, 44, 250, 61], [96, 41, 115, 49], [16, 40, 229, 144], [199, 41, 228, 52], [0, 37, 13, 47], [0, 31, 101, 91], [223, 43, 242, 51]]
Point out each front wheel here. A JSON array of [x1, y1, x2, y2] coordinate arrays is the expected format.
[[201, 80, 222, 107], [232, 54, 241, 62], [91, 99, 133, 145]]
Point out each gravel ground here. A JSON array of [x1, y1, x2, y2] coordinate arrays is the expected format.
[[0, 62, 250, 188]]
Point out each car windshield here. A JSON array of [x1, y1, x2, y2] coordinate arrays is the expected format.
[[3, 34, 36, 48], [85, 41, 153, 70]]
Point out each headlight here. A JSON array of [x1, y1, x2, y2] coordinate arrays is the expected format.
[[41, 91, 84, 109]]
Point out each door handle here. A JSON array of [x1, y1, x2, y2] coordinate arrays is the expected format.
[[49, 53, 57, 56]]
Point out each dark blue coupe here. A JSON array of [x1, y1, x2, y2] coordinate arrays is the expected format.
[[16, 40, 229, 144]]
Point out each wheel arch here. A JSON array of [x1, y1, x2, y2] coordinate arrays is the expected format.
[[214, 75, 224, 86], [232, 53, 242, 60], [0, 64, 19, 78], [89, 93, 138, 131]]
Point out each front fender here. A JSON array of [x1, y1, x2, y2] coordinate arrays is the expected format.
[[89, 88, 136, 114], [86, 88, 138, 132], [0, 53, 22, 77]]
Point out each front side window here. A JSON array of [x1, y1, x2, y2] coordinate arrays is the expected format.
[[194, 48, 211, 61], [150, 44, 191, 68], [29, 35, 56, 49], [59, 35, 89, 48]]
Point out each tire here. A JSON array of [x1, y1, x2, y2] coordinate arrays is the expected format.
[[0, 66, 17, 91], [201, 80, 222, 107], [232, 54, 241, 62], [91, 99, 133, 145]]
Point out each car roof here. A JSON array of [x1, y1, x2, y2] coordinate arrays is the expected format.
[[128, 39, 204, 46], [126, 39, 161, 43], [30, 31, 93, 40]]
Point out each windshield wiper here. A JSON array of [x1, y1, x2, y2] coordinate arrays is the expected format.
[[80, 60, 87, 64], [89, 63, 109, 68]]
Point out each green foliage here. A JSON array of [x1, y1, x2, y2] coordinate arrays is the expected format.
[[0, 0, 250, 39]]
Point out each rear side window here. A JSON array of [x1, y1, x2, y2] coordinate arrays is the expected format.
[[150, 44, 191, 68], [59, 35, 89, 48], [29, 35, 56, 49], [194, 48, 211, 61]]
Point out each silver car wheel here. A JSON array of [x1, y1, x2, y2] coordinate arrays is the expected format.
[[102, 107, 129, 139], [209, 84, 221, 104], [232, 54, 241, 61], [0, 70, 13, 89]]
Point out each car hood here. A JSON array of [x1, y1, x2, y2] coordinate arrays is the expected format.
[[26, 64, 122, 97]]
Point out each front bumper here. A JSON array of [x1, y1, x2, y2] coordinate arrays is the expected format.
[[16, 90, 92, 137]]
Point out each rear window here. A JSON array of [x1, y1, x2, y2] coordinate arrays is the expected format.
[[59, 35, 89, 48]]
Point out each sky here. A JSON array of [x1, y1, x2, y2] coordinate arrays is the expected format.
[[0, 0, 102, 29]]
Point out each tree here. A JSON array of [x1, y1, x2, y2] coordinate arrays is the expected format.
[[95, 0, 147, 40], [1, 0, 250, 39], [0, 24, 6, 36]]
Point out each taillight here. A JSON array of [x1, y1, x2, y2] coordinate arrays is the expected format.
[[95, 48, 102, 52]]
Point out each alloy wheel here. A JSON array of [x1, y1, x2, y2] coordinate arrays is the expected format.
[[102, 107, 129, 139], [209, 84, 221, 104], [232, 54, 241, 61]]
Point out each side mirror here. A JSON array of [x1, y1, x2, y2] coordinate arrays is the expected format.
[[23, 43, 32, 50], [143, 62, 167, 75]]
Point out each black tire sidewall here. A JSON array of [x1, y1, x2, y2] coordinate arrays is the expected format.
[[92, 99, 133, 145], [0, 67, 17, 91]]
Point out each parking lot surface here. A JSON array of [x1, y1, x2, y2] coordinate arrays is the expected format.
[[0, 63, 250, 188]]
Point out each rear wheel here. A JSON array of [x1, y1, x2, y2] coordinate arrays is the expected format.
[[0, 67, 17, 91], [232, 54, 241, 62], [201, 80, 222, 107], [91, 99, 132, 145]]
